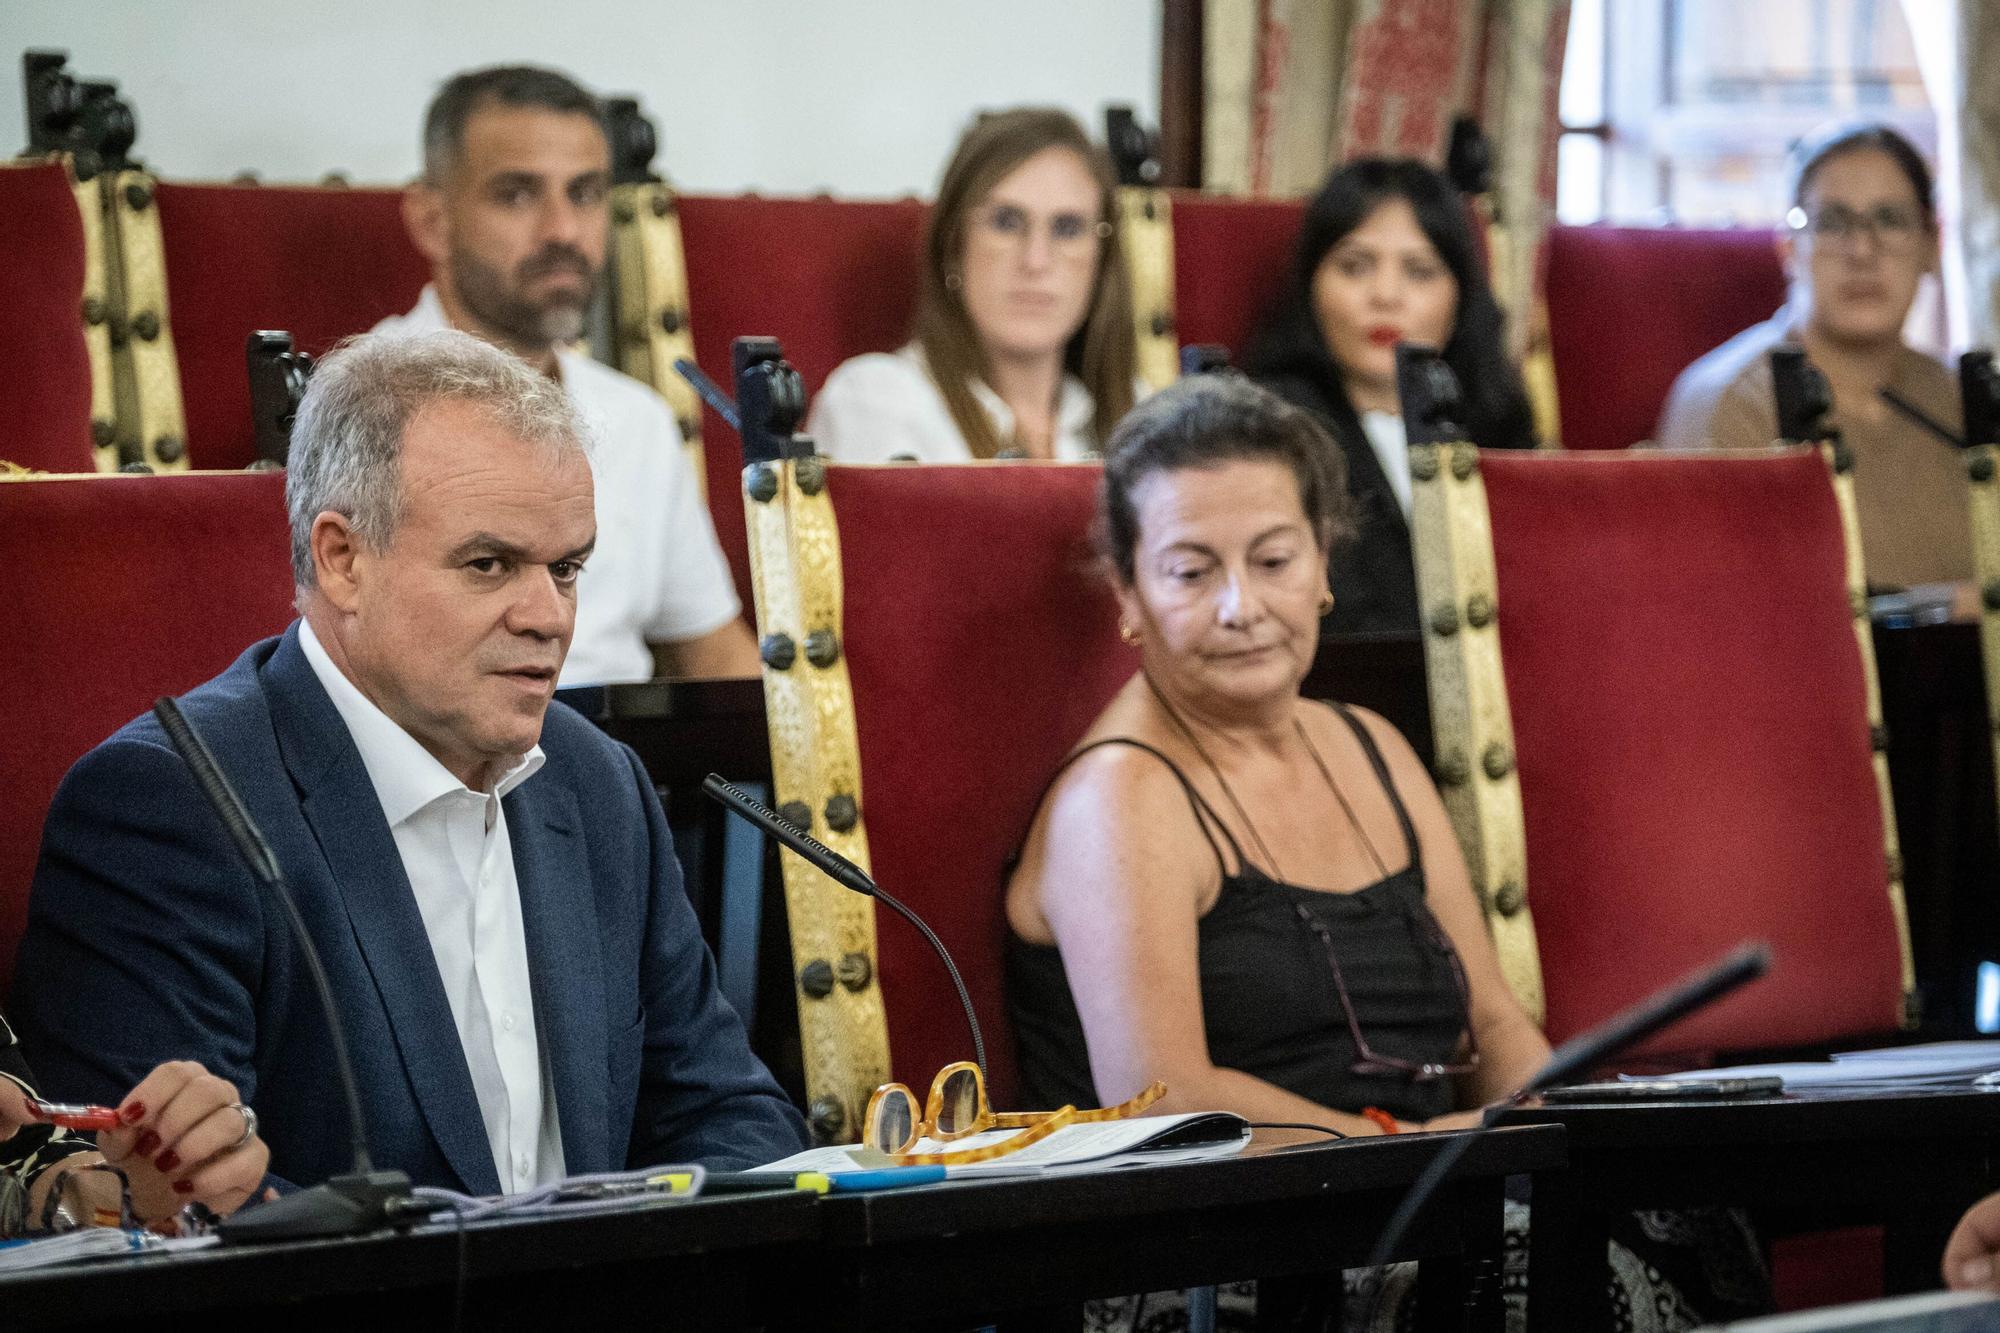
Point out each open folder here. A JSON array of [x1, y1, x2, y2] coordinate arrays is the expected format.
[[760, 1111, 1252, 1179]]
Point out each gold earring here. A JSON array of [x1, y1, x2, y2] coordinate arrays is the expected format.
[[1118, 621, 1141, 645], [1318, 590, 1335, 616]]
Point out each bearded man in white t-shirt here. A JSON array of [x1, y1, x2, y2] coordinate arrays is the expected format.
[[376, 64, 759, 686]]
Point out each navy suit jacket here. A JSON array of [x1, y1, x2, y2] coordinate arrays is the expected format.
[[14, 625, 804, 1193]]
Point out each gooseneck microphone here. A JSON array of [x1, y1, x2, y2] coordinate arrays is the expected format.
[[151, 697, 417, 1242], [1513, 939, 1771, 1095], [1359, 941, 1772, 1285], [1879, 386, 1967, 449], [702, 774, 988, 1080], [674, 357, 742, 431]]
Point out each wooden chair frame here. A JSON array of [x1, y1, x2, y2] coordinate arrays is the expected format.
[[740, 446, 892, 1143], [1116, 183, 1177, 393], [607, 177, 706, 491], [102, 167, 189, 472], [1968, 443, 2000, 873]]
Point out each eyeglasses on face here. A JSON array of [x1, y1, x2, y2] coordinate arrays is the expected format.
[[1292, 901, 1479, 1082], [1786, 203, 1927, 254], [969, 203, 1112, 258], [864, 1061, 1165, 1165]]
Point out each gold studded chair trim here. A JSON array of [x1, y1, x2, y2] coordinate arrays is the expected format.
[[1407, 440, 1541, 1021], [741, 455, 890, 1141], [104, 170, 188, 472], [68, 167, 119, 472], [1116, 186, 1178, 393], [1971, 446, 2000, 934], [1823, 439, 1916, 1020], [609, 180, 705, 492]]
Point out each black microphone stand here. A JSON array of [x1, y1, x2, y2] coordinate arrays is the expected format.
[[702, 774, 988, 1080], [151, 698, 420, 1242], [1352, 941, 1771, 1327]]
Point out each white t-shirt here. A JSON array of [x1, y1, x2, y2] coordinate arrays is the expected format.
[[807, 344, 1101, 463], [1360, 409, 1414, 520], [371, 288, 740, 686]]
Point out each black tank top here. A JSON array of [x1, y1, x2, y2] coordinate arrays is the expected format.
[[1004, 703, 1470, 1124]]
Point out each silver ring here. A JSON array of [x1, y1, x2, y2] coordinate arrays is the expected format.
[[230, 1103, 258, 1150]]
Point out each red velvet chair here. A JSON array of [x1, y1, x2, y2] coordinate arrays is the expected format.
[[150, 180, 431, 470], [0, 472, 295, 994], [678, 191, 1305, 611], [1544, 225, 1787, 452], [678, 194, 930, 609], [737, 453, 1133, 1140], [0, 159, 108, 473], [1408, 443, 1911, 1058], [1167, 191, 1305, 361]]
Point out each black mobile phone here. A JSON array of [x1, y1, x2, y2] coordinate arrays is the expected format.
[[1540, 1076, 1784, 1103]]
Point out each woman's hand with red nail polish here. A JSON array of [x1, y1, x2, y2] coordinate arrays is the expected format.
[[95, 1061, 268, 1226], [0, 1077, 28, 1144]]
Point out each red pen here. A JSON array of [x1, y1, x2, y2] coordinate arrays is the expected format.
[[23, 1098, 123, 1132]]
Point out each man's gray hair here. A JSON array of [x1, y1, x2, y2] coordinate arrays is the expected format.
[[286, 330, 589, 600]]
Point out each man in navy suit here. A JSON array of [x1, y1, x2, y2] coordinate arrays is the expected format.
[[14, 330, 805, 1194]]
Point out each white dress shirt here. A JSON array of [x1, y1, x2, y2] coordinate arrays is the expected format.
[[299, 620, 565, 1194], [808, 344, 1103, 463], [1360, 408, 1414, 520], [371, 288, 741, 686]]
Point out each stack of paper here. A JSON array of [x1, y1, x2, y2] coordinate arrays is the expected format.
[[1635, 1041, 2000, 1092], [762, 1110, 1251, 1179], [0, 1227, 218, 1272]]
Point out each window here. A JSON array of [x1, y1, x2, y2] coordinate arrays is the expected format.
[[1557, 0, 1935, 226]]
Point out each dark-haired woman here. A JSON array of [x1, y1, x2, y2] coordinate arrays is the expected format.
[[1660, 122, 1967, 590], [1005, 373, 1545, 1145], [1006, 376, 1771, 1331], [1243, 158, 1536, 636], [809, 107, 1138, 462]]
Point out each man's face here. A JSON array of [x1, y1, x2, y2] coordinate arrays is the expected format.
[[336, 399, 596, 788], [415, 103, 612, 351]]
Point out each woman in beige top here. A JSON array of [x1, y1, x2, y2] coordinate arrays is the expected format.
[[1657, 122, 1968, 590]]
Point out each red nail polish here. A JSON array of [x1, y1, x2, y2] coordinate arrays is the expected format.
[[134, 1131, 160, 1157], [120, 1102, 146, 1125], [154, 1150, 181, 1173], [171, 1179, 193, 1194]]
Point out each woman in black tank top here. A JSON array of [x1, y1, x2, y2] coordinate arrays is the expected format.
[[1003, 376, 1552, 1141]]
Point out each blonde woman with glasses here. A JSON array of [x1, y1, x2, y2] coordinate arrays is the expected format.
[[809, 107, 1139, 463], [1659, 122, 1968, 591]]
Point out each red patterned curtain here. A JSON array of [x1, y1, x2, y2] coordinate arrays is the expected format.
[[1904, 0, 2000, 351], [1201, 0, 1571, 426], [1338, 0, 1487, 162]]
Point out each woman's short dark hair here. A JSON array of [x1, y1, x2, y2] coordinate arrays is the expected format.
[[1789, 121, 1936, 220], [1099, 375, 1352, 583], [1241, 157, 1535, 453]]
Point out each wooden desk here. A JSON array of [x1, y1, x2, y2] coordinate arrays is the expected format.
[[1501, 1088, 2000, 1333], [0, 1189, 819, 1332], [558, 677, 781, 1046], [0, 1127, 1564, 1333], [792, 1124, 1564, 1331], [1872, 623, 2000, 1035]]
